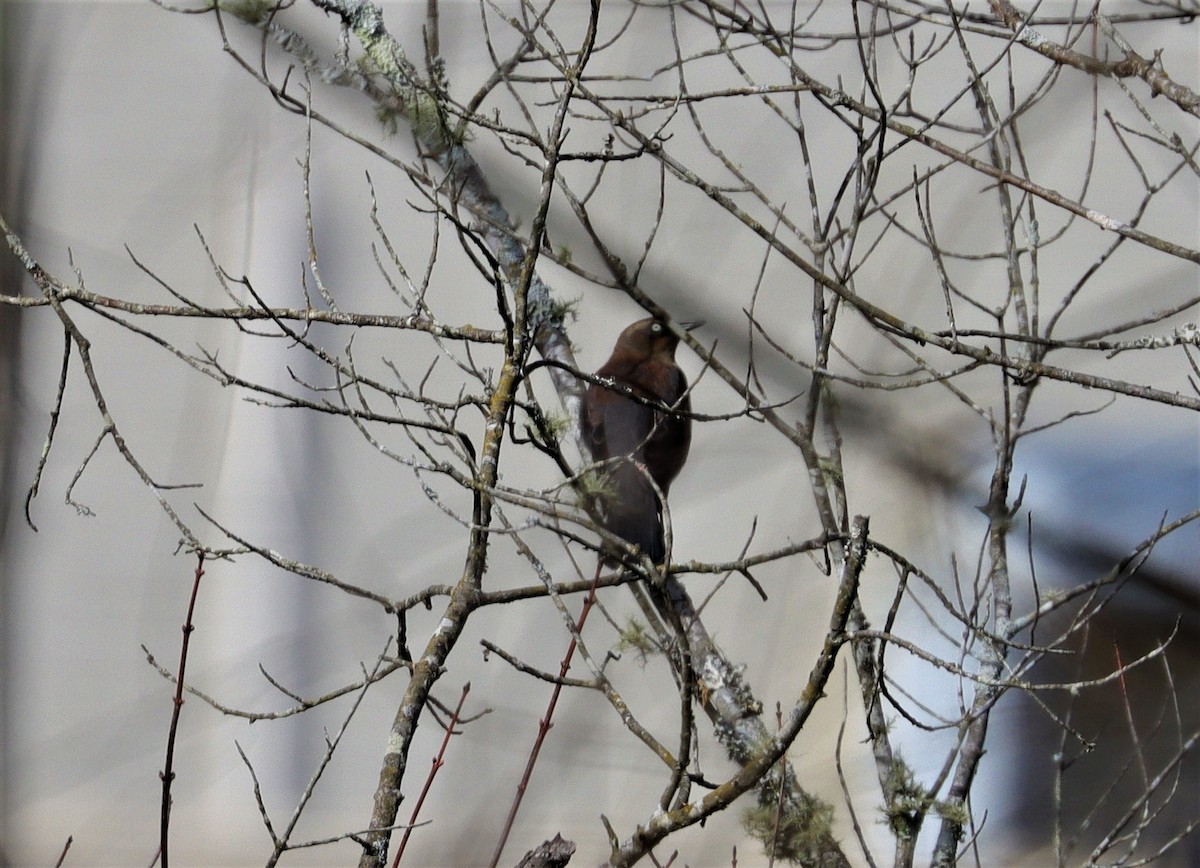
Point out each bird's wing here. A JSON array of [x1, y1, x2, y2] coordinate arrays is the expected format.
[[584, 382, 667, 562], [585, 381, 657, 461]]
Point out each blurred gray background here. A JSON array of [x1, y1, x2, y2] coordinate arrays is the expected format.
[[2, 2, 1197, 866]]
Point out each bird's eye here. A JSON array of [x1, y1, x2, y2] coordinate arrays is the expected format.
[[651, 322, 663, 334]]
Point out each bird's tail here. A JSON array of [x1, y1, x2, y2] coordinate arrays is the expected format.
[[599, 461, 666, 564]]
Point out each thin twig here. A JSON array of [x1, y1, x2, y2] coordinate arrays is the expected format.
[[158, 552, 206, 868]]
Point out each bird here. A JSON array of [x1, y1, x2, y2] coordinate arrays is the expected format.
[[583, 317, 701, 564]]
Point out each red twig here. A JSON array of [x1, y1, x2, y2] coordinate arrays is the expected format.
[[488, 564, 603, 868], [392, 682, 471, 867], [158, 552, 206, 868]]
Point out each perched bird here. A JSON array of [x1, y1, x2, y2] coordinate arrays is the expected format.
[[583, 318, 701, 564]]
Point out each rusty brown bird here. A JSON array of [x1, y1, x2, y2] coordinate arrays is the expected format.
[[583, 317, 701, 564]]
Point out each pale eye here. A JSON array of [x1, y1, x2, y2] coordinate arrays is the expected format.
[[651, 322, 663, 334]]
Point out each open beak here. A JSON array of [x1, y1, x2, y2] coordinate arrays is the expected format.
[[679, 319, 705, 332]]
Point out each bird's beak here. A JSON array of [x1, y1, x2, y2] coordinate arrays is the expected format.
[[679, 319, 705, 332]]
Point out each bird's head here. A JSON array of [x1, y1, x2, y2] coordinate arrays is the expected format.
[[617, 317, 703, 359]]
